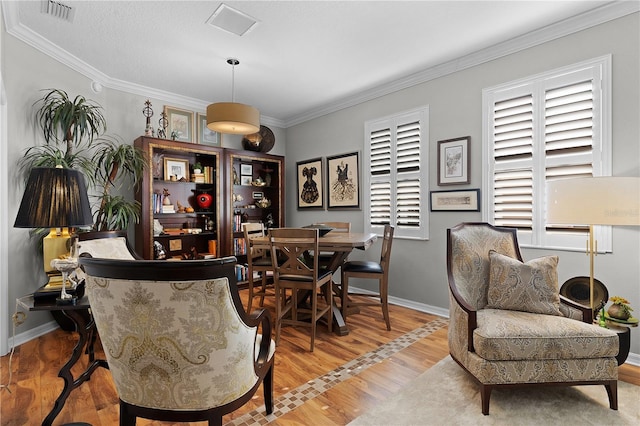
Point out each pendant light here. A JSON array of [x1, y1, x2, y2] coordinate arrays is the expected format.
[[207, 58, 260, 135]]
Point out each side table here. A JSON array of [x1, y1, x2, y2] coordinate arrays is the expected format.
[[16, 294, 108, 426], [607, 323, 631, 366]]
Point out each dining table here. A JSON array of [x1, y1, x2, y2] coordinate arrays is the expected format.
[[252, 230, 378, 335]]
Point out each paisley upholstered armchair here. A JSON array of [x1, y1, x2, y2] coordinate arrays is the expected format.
[[80, 256, 275, 426], [447, 222, 619, 415]]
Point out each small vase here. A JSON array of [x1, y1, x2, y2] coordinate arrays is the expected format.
[[607, 304, 630, 320], [196, 192, 213, 210]]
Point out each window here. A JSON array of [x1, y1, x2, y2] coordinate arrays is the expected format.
[[482, 56, 611, 250], [364, 106, 429, 239]]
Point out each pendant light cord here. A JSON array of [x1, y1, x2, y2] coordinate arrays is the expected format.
[[227, 58, 240, 102]]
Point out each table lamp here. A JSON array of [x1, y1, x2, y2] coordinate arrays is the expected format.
[[14, 167, 93, 299], [546, 176, 640, 312]]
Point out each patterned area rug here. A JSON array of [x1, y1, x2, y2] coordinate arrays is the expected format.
[[349, 355, 640, 425]]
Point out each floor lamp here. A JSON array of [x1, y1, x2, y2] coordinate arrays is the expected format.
[[547, 176, 640, 313]]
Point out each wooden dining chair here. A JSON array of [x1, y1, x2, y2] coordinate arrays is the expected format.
[[340, 224, 394, 330], [269, 228, 333, 352], [243, 222, 274, 313], [312, 221, 351, 269]]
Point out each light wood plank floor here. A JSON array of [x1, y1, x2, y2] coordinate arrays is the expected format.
[[2, 291, 639, 425]]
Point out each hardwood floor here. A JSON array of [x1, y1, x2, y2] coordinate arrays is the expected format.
[[1, 291, 639, 426]]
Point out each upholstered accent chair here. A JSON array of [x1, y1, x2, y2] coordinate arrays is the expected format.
[[79, 256, 275, 426], [243, 222, 274, 313], [77, 230, 142, 260], [269, 228, 333, 352], [447, 222, 619, 415], [340, 224, 394, 330]]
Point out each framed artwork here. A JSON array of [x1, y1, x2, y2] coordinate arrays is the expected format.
[[196, 112, 220, 145], [327, 151, 360, 209], [164, 106, 194, 143], [438, 136, 470, 185], [296, 157, 324, 209], [430, 189, 480, 212], [163, 157, 190, 181], [240, 164, 253, 176]]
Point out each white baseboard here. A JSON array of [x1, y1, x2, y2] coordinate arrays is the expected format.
[[9, 320, 59, 350]]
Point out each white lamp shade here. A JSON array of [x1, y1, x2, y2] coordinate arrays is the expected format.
[[206, 102, 260, 135], [547, 177, 640, 226]]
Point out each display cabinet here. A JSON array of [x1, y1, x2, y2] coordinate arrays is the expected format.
[[134, 138, 284, 262], [223, 149, 285, 262], [134, 136, 223, 260]]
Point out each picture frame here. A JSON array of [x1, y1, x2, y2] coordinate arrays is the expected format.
[[196, 112, 220, 145], [327, 151, 360, 209], [296, 157, 324, 209], [437, 136, 470, 185], [163, 157, 190, 181], [164, 106, 194, 143], [240, 164, 253, 176], [252, 191, 264, 200], [430, 189, 480, 212], [240, 175, 252, 186]]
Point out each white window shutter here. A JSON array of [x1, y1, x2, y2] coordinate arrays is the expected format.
[[365, 107, 429, 239], [483, 56, 611, 251]]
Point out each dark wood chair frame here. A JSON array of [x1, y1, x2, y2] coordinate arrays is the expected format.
[[447, 222, 617, 415], [79, 256, 274, 426], [269, 228, 333, 352], [339, 224, 394, 330], [243, 222, 274, 313]]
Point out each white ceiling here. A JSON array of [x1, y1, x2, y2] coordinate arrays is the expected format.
[[3, 1, 635, 127]]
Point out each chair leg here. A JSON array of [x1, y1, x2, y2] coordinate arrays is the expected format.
[[264, 363, 274, 415], [380, 277, 390, 331], [480, 384, 493, 415], [274, 285, 282, 345], [247, 277, 255, 313], [258, 273, 268, 307], [310, 285, 317, 352], [119, 400, 136, 426], [606, 381, 618, 410]]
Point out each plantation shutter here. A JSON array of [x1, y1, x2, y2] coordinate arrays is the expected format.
[[396, 121, 421, 228], [484, 56, 609, 250], [491, 94, 534, 230], [370, 127, 392, 226], [365, 107, 429, 239]]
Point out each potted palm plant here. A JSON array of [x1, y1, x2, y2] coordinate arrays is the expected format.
[[21, 88, 148, 231]]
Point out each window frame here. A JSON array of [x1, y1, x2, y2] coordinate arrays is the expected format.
[[364, 106, 430, 240], [482, 55, 612, 252]]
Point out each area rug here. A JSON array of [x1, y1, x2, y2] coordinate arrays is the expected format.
[[349, 356, 640, 425]]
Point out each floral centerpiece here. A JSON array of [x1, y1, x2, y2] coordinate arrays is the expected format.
[[607, 296, 633, 321]]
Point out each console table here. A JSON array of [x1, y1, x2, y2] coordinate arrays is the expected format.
[[16, 293, 108, 426]]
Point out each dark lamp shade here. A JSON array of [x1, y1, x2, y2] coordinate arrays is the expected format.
[[14, 167, 93, 228]]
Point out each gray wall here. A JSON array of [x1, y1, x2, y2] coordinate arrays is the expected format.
[[284, 13, 640, 355], [2, 12, 639, 357]]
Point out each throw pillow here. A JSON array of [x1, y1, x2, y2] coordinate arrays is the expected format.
[[487, 250, 562, 316]]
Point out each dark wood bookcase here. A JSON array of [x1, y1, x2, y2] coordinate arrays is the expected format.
[[134, 136, 284, 263]]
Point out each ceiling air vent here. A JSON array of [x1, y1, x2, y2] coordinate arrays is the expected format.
[[206, 3, 258, 36], [41, 0, 75, 23]]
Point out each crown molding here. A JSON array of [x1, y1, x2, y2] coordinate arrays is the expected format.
[[3, 1, 638, 129], [283, 1, 640, 127]]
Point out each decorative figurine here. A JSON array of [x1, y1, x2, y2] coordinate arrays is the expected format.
[[162, 188, 171, 205], [158, 111, 168, 139], [143, 99, 154, 136], [171, 130, 178, 141]]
